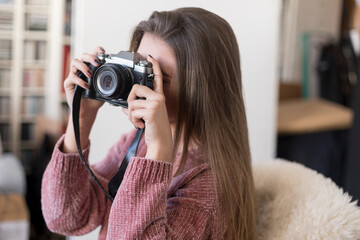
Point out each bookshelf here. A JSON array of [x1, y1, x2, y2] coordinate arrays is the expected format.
[[0, 0, 71, 172]]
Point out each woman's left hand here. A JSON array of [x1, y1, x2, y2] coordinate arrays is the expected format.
[[123, 56, 173, 163]]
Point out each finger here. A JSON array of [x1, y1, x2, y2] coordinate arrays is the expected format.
[[127, 99, 165, 115], [127, 99, 148, 110], [147, 55, 163, 94], [92, 46, 105, 55], [64, 74, 90, 90], [80, 53, 101, 67], [129, 109, 150, 129], [127, 100, 148, 128], [71, 59, 93, 78], [127, 84, 162, 102]]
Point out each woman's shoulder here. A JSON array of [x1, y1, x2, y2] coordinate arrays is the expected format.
[[168, 162, 217, 211]]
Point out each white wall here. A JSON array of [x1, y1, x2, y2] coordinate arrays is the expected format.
[[69, 0, 281, 238]]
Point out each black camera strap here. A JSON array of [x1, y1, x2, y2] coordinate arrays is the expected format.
[[72, 85, 143, 203], [108, 127, 143, 198]]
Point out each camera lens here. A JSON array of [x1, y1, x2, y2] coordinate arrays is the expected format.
[[93, 64, 133, 99]]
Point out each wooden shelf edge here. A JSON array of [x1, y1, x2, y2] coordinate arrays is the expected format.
[[277, 98, 354, 135]]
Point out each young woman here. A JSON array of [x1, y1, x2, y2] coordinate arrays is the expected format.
[[41, 7, 256, 239]]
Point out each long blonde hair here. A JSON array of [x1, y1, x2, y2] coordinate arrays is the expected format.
[[130, 7, 256, 239]]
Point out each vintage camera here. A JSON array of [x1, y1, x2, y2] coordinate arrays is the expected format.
[[79, 51, 154, 108]]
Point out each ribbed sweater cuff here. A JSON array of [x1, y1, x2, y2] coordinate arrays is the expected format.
[[51, 134, 90, 171], [119, 157, 173, 193], [128, 157, 172, 181]]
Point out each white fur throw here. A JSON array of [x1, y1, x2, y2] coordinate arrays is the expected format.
[[253, 159, 360, 240]]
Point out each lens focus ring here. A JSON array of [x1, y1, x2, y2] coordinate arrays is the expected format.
[[93, 64, 133, 100]]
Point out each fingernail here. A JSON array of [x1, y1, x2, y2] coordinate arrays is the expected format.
[[148, 54, 153, 58], [87, 70, 93, 78], [84, 83, 90, 89]]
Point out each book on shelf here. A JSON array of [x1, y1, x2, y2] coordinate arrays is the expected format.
[[64, 0, 72, 36], [0, 12, 13, 31], [0, 0, 13, 5], [21, 96, 44, 116], [21, 122, 34, 141], [25, 0, 48, 6], [301, 33, 332, 99], [0, 130, 2, 154], [23, 68, 44, 88], [0, 96, 10, 116], [0, 68, 11, 88], [24, 40, 46, 61], [61, 44, 70, 93], [0, 123, 10, 143], [25, 13, 48, 31], [0, 39, 11, 60]]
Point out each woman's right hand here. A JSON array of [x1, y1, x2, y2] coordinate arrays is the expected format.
[[64, 46, 105, 116], [62, 46, 106, 153]]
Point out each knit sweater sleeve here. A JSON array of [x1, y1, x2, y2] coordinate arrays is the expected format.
[[41, 133, 129, 236], [106, 157, 219, 240]]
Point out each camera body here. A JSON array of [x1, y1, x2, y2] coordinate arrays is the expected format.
[[80, 51, 154, 108]]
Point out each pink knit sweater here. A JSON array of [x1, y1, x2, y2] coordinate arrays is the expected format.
[[41, 130, 226, 239]]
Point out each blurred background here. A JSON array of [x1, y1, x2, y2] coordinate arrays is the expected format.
[[0, 0, 359, 239]]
